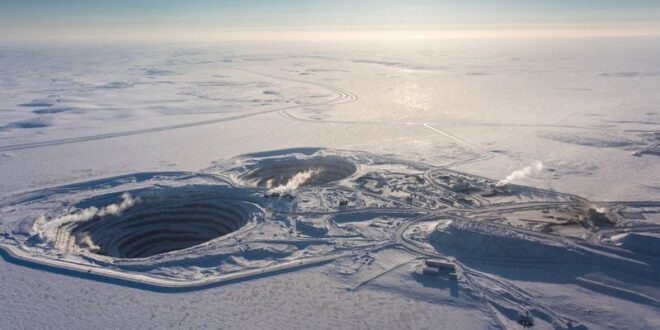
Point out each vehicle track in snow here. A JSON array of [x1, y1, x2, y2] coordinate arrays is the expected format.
[[0, 65, 495, 172], [0, 67, 355, 153]]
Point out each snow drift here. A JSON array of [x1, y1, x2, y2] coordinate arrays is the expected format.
[[429, 219, 571, 260], [609, 232, 660, 256]]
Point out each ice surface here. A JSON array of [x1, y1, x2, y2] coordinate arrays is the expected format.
[[0, 38, 659, 329]]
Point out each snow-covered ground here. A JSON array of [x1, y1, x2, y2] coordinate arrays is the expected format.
[[0, 38, 659, 329]]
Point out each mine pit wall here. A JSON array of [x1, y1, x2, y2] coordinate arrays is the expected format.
[[46, 201, 252, 259], [241, 156, 357, 187]]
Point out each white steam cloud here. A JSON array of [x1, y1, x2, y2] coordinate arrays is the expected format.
[[36, 193, 139, 239], [267, 169, 319, 196], [77, 232, 101, 252], [96, 193, 137, 217], [496, 161, 544, 186]]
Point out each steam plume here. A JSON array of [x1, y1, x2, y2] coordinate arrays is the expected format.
[[36, 193, 138, 233], [267, 169, 319, 196], [496, 161, 544, 186]]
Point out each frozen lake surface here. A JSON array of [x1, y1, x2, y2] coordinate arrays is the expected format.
[[0, 39, 659, 329]]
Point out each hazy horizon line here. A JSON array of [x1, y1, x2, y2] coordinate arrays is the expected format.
[[2, 23, 659, 44]]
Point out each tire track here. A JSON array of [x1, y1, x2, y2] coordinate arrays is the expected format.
[[0, 67, 352, 153], [1, 65, 492, 172]]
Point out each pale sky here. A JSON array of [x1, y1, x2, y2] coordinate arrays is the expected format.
[[2, 0, 659, 42]]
